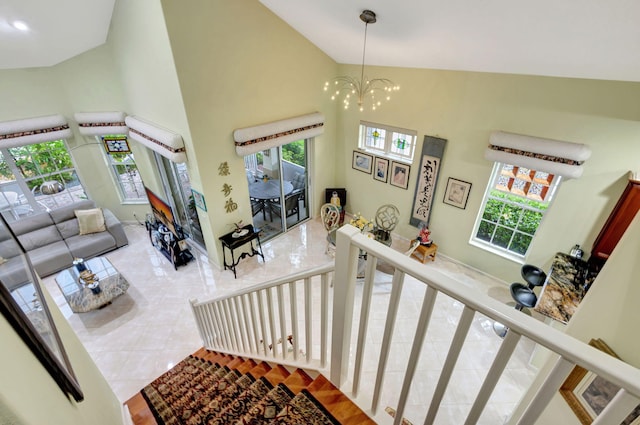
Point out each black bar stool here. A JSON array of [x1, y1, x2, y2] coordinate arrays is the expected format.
[[521, 264, 547, 289], [493, 282, 538, 338]]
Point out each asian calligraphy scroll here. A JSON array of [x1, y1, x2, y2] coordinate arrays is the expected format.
[[410, 136, 447, 227]]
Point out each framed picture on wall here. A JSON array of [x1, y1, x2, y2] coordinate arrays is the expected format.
[[560, 338, 640, 425], [390, 161, 411, 189], [443, 177, 472, 209], [352, 151, 373, 174], [191, 188, 207, 212], [373, 157, 389, 182]]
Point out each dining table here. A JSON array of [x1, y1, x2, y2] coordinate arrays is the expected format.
[[248, 179, 293, 200], [248, 179, 294, 222]]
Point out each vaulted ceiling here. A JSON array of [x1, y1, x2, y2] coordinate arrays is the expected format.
[[1, 0, 639, 82]]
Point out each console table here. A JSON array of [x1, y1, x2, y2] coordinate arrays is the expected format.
[[219, 224, 264, 278], [145, 219, 193, 270]]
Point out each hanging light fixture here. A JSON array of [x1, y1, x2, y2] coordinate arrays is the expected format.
[[324, 10, 399, 112]]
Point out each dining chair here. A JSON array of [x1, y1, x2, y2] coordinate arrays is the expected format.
[[269, 192, 300, 222], [320, 203, 341, 256], [373, 204, 400, 247]]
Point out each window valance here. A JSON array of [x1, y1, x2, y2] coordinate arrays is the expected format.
[[74, 111, 128, 136], [125, 116, 186, 163], [485, 131, 591, 179], [0, 114, 72, 148], [233, 112, 325, 156]]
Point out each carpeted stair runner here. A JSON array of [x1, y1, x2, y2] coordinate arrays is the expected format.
[[126, 349, 375, 425]]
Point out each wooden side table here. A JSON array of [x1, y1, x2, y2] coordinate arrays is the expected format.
[[410, 241, 438, 263]]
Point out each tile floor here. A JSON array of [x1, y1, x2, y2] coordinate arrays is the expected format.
[[41, 218, 539, 425]]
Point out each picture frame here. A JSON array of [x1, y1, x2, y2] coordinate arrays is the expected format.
[[390, 161, 411, 189], [443, 177, 472, 209], [560, 338, 640, 425], [191, 188, 207, 212], [352, 151, 373, 174], [373, 157, 389, 182]]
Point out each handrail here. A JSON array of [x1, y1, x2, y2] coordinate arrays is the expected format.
[[190, 263, 334, 307], [333, 226, 640, 398], [190, 224, 640, 424]]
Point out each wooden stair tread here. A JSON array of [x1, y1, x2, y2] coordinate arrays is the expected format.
[[262, 363, 291, 386], [306, 374, 376, 425], [124, 393, 156, 425], [283, 368, 314, 394]]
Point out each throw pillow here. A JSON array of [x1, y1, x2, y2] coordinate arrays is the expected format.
[[75, 208, 106, 235]]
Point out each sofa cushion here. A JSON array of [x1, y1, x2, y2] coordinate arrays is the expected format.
[[49, 200, 96, 224], [0, 238, 21, 259], [17, 225, 63, 251], [56, 218, 80, 239], [0, 255, 30, 291], [75, 208, 106, 235], [9, 212, 54, 236], [65, 232, 116, 259], [28, 241, 74, 278]]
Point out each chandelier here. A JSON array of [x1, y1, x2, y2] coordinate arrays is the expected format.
[[324, 10, 399, 112]]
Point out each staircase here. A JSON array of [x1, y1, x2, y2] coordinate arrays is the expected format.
[[129, 225, 640, 424], [125, 347, 376, 425]]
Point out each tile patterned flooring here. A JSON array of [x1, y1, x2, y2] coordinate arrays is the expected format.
[[41, 219, 538, 425]]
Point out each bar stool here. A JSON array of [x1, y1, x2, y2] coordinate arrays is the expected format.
[[493, 282, 538, 338], [521, 264, 547, 289]]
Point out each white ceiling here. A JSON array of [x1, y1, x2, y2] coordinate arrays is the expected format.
[[1, 0, 639, 83]]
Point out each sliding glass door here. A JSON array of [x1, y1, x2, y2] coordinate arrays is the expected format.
[[244, 139, 309, 240]]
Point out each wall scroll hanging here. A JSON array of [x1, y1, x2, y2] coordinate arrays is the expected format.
[[409, 135, 447, 227]]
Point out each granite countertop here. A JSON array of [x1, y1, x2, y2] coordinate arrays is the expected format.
[[534, 252, 598, 324]]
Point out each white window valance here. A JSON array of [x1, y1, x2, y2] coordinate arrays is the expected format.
[[233, 112, 325, 156], [485, 131, 592, 179], [0, 114, 72, 148], [74, 111, 128, 136], [125, 116, 186, 163]]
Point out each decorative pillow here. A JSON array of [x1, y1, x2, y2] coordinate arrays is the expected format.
[[75, 208, 106, 235]]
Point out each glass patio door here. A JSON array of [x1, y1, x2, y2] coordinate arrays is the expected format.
[[244, 139, 309, 240]]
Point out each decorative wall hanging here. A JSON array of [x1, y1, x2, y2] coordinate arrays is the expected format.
[[390, 161, 410, 189], [233, 112, 325, 156], [410, 135, 447, 227], [102, 135, 131, 154], [74, 111, 128, 136], [485, 131, 591, 179], [443, 178, 472, 209], [352, 151, 373, 174], [191, 188, 207, 211], [373, 157, 389, 182], [125, 116, 186, 163], [0, 114, 72, 148]]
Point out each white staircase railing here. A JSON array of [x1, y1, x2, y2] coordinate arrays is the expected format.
[[191, 225, 640, 424]]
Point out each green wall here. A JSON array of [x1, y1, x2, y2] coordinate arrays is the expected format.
[[0, 282, 123, 425], [159, 0, 338, 265], [334, 65, 640, 281]]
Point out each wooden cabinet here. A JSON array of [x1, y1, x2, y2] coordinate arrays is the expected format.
[[590, 172, 640, 262]]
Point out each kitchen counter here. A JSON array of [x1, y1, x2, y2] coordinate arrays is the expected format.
[[534, 252, 598, 324]]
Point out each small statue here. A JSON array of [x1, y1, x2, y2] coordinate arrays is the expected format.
[[418, 224, 432, 246]]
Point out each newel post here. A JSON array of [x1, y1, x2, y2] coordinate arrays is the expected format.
[[330, 225, 361, 387]]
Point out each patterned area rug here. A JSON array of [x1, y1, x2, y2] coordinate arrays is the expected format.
[[140, 355, 340, 425]]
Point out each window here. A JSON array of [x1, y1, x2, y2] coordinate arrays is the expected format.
[[100, 136, 145, 202], [471, 163, 561, 260], [358, 121, 417, 162], [0, 140, 88, 219]]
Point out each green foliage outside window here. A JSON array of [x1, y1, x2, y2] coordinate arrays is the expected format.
[[282, 140, 305, 167], [0, 140, 75, 190], [476, 189, 547, 256]]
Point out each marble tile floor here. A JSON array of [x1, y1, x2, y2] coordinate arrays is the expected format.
[[41, 218, 538, 425]]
